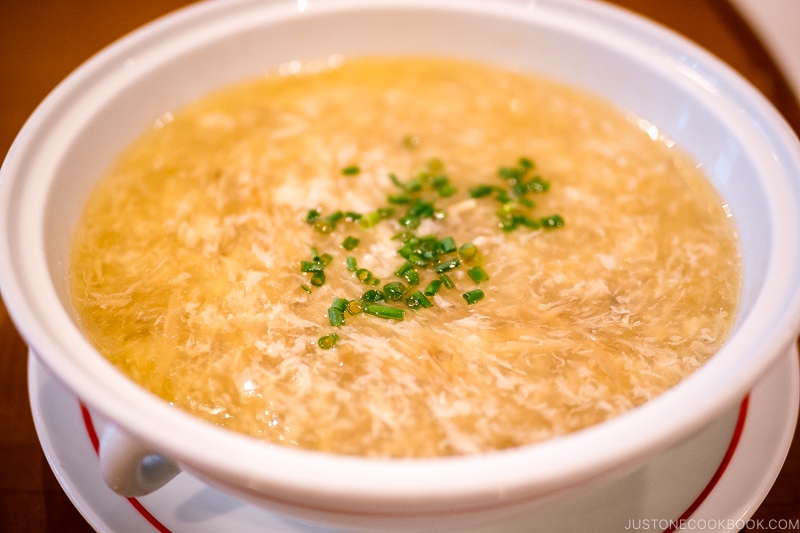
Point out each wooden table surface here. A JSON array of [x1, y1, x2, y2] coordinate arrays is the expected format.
[[2, 1, 800, 531]]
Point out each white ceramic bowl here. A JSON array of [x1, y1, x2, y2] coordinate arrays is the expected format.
[[3, 0, 800, 531]]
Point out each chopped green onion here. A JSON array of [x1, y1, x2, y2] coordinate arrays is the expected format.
[[388, 194, 413, 205], [342, 165, 360, 176], [427, 158, 444, 172], [345, 211, 362, 221], [358, 210, 382, 229], [328, 307, 345, 327], [403, 134, 421, 150], [318, 333, 339, 349], [541, 214, 565, 229], [469, 184, 495, 198], [310, 271, 325, 287], [424, 279, 443, 297], [331, 297, 349, 312], [458, 243, 477, 260], [383, 281, 407, 302], [347, 300, 363, 315], [439, 273, 455, 289], [405, 290, 433, 309], [355, 268, 380, 286], [342, 236, 360, 251], [363, 303, 406, 320], [305, 209, 320, 223], [346, 256, 358, 271], [462, 289, 485, 305], [300, 284, 312, 294], [467, 266, 490, 284], [361, 289, 385, 303], [434, 258, 461, 274], [313, 220, 332, 234], [301, 260, 324, 273], [402, 268, 419, 285], [439, 236, 457, 254]]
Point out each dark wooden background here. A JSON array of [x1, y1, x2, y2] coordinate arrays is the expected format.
[[2, 1, 799, 531]]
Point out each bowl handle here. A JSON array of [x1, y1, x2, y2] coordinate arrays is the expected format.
[[99, 422, 181, 496]]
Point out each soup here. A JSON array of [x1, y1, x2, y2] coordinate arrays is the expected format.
[[70, 56, 741, 457]]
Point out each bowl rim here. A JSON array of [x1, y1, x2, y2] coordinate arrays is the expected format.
[[3, 0, 800, 513]]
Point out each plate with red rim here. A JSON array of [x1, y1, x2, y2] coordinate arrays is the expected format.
[[28, 344, 798, 533]]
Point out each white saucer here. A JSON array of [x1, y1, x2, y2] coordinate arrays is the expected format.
[[28, 346, 799, 533]]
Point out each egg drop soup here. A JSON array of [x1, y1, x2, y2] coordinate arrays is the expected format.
[[70, 56, 741, 457]]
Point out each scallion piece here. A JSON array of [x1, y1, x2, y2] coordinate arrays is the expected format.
[[383, 281, 407, 302], [331, 297, 349, 312], [363, 303, 406, 321], [305, 209, 320, 223], [310, 271, 325, 287], [301, 260, 324, 273], [355, 268, 379, 286], [438, 236, 457, 254], [541, 214, 565, 229], [318, 333, 339, 350], [346, 256, 358, 271], [403, 268, 419, 285], [439, 273, 455, 289], [328, 307, 345, 327], [405, 290, 433, 309], [467, 266, 489, 284], [469, 184, 494, 198], [434, 258, 461, 274], [300, 284, 312, 294], [462, 289, 485, 305], [342, 165, 361, 176], [347, 300, 363, 315], [424, 279, 443, 297], [342, 236, 360, 251], [458, 243, 477, 260], [361, 289, 385, 303]]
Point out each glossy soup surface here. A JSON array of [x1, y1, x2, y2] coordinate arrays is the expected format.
[[70, 56, 741, 457]]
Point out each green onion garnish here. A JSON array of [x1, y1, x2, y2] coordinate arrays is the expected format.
[[383, 281, 407, 301], [361, 289, 385, 303], [300, 284, 312, 294], [331, 297, 349, 312], [310, 271, 325, 287], [328, 307, 345, 327], [423, 279, 442, 297], [469, 184, 495, 198], [318, 333, 339, 350], [342, 236, 360, 251], [434, 258, 461, 274], [363, 303, 406, 321], [346, 256, 357, 271], [403, 134, 421, 150], [458, 243, 477, 260], [405, 290, 433, 309], [305, 209, 320, 223], [467, 266, 489, 284], [462, 289, 485, 305], [301, 260, 323, 273], [347, 300, 363, 315], [342, 165, 361, 176], [439, 236, 457, 254], [541, 214, 565, 229], [439, 273, 455, 289]]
